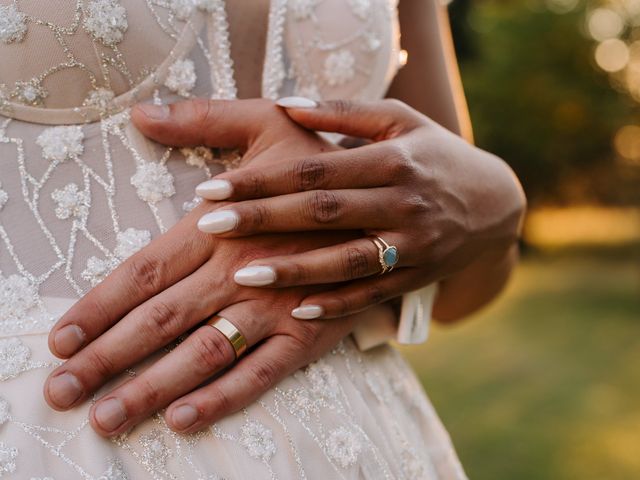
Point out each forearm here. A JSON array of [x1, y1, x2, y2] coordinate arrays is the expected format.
[[432, 242, 519, 323], [388, 0, 473, 142]]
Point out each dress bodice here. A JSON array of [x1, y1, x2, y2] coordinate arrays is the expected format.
[[0, 0, 402, 124]]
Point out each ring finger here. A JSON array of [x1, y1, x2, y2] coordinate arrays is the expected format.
[[88, 301, 268, 437], [233, 234, 408, 288]]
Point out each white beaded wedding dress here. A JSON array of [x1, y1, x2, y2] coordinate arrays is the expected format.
[[0, 1, 467, 478]]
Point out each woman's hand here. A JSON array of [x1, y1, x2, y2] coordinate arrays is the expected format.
[[194, 98, 527, 320], [44, 99, 363, 436]]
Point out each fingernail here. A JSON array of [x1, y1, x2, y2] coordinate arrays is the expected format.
[[47, 372, 83, 408], [54, 325, 86, 357], [137, 103, 170, 120], [94, 398, 127, 432], [234, 266, 276, 286], [292, 305, 324, 320], [197, 210, 239, 234], [276, 96, 318, 109], [196, 179, 233, 200], [172, 404, 199, 430]]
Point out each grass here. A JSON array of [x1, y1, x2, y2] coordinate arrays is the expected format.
[[400, 249, 640, 480]]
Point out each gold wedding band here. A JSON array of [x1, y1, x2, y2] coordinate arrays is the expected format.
[[206, 316, 248, 359]]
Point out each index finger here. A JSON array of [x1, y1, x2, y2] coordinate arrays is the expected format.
[[48, 218, 213, 358]]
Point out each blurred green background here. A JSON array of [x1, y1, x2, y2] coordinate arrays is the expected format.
[[402, 1, 640, 479]]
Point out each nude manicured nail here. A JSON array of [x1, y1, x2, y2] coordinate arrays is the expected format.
[[196, 179, 233, 200], [172, 404, 199, 430], [47, 372, 83, 409], [54, 325, 86, 357], [234, 266, 276, 286], [94, 398, 127, 432], [197, 210, 239, 234], [276, 96, 318, 108], [292, 305, 324, 320], [137, 103, 170, 120]]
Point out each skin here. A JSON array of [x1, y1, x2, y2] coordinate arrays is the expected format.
[[44, 0, 526, 436]]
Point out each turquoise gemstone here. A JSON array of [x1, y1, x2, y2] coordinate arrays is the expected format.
[[383, 247, 399, 266]]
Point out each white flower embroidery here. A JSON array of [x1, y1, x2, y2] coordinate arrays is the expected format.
[[295, 84, 322, 102], [306, 359, 340, 399], [401, 448, 427, 478], [326, 426, 362, 468], [101, 458, 129, 480], [81, 256, 118, 287], [0, 275, 38, 326], [0, 182, 8, 210], [103, 110, 130, 134], [51, 183, 90, 220], [291, 0, 320, 20], [0, 337, 31, 381], [115, 228, 151, 260], [0, 5, 27, 44], [239, 420, 276, 462], [171, 0, 196, 20], [84, 0, 128, 46], [0, 442, 18, 476], [347, 0, 371, 19], [15, 80, 47, 106], [131, 162, 175, 203], [364, 31, 381, 52], [324, 49, 356, 86], [283, 388, 318, 419], [36, 126, 84, 162], [196, 0, 220, 13], [181, 146, 213, 168], [84, 88, 116, 113], [182, 196, 202, 213], [139, 430, 171, 472], [165, 59, 197, 97], [0, 398, 9, 425]]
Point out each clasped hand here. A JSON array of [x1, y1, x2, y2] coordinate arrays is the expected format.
[[44, 97, 525, 437]]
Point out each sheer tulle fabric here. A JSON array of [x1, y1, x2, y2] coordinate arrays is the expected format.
[[0, 1, 467, 478]]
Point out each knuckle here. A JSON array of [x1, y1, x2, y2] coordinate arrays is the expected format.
[[201, 386, 233, 417], [365, 285, 386, 305], [247, 360, 279, 391], [142, 300, 183, 343], [135, 377, 161, 409], [189, 329, 232, 373], [385, 144, 414, 178], [247, 203, 273, 231], [399, 193, 431, 217], [127, 255, 164, 295], [341, 247, 371, 279], [294, 158, 326, 191], [307, 190, 340, 224], [85, 348, 117, 380], [243, 170, 268, 198]]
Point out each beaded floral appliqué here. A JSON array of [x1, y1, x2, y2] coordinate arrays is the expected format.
[[0, 275, 38, 327], [0, 398, 9, 425], [84, 0, 129, 46], [51, 184, 90, 220], [239, 420, 277, 462], [165, 59, 197, 97], [0, 442, 18, 476], [325, 426, 362, 469], [36, 126, 85, 162], [130, 162, 176, 203], [0, 5, 28, 45], [0, 183, 7, 210], [323, 50, 356, 86], [0, 337, 31, 381], [115, 228, 151, 260]]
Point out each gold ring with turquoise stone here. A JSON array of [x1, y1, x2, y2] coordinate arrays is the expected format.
[[372, 236, 399, 274]]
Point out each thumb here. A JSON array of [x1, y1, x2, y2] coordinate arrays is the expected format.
[[276, 97, 422, 141], [131, 98, 287, 149]]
